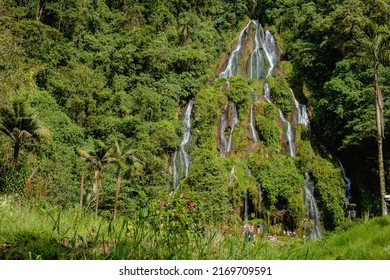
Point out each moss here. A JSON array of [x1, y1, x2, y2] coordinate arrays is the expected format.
[[278, 61, 293, 77], [265, 75, 293, 115], [256, 115, 281, 153], [248, 153, 305, 227]]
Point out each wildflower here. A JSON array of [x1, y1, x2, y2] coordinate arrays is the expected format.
[[160, 200, 165, 206], [184, 194, 189, 200], [188, 202, 195, 210]]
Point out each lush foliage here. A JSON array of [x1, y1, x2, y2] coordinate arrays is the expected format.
[[260, 0, 390, 214], [1, 0, 389, 260]]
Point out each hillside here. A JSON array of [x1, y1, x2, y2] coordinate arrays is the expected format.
[[0, 0, 389, 260]]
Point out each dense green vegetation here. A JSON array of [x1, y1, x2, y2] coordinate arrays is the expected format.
[[0, 0, 389, 259], [1, 0, 253, 216], [260, 0, 390, 215]]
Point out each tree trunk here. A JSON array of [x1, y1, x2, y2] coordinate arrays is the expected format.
[[374, 59, 387, 216], [114, 165, 122, 220], [13, 140, 20, 166]]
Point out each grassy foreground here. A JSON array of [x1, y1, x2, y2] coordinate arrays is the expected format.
[[1, 195, 390, 260]]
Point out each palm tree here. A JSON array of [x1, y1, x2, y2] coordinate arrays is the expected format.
[[353, 6, 390, 215], [112, 140, 142, 220], [0, 98, 50, 166], [77, 140, 116, 220]]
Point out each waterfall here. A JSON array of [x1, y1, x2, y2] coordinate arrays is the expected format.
[[249, 20, 278, 79], [219, 20, 281, 157], [249, 21, 266, 79], [338, 159, 352, 204], [219, 21, 252, 79], [219, 103, 228, 157], [220, 102, 239, 157], [173, 100, 193, 189], [262, 29, 278, 76], [227, 103, 239, 152], [250, 104, 258, 142], [229, 165, 236, 185], [291, 89, 310, 127], [278, 109, 295, 157], [220, 19, 277, 80], [264, 83, 272, 103], [304, 173, 323, 240]]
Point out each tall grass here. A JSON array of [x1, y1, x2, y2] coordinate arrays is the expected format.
[[1, 195, 390, 260], [298, 217, 390, 259]]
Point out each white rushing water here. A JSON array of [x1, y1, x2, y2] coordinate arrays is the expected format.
[[278, 109, 296, 157], [229, 165, 236, 185], [249, 20, 266, 79], [304, 173, 323, 240], [219, 103, 229, 157], [250, 104, 259, 142], [220, 103, 239, 157], [262, 29, 278, 76], [226, 103, 239, 152], [338, 159, 352, 204], [219, 21, 252, 79], [249, 20, 278, 79], [173, 100, 193, 189], [264, 83, 272, 103], [291, 89, 310, 127]]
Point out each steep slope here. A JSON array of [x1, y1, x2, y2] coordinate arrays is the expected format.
[[177, 20, 346, 234]]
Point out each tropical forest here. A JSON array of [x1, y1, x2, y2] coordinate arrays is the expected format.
[[0, 0, 390, 260]]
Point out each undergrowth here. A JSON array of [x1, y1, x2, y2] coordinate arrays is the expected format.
[[1, 195, 389, 260]]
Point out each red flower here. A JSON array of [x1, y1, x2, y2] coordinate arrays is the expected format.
[[160, 200, 165, 206], [188, 202, 195, 210]]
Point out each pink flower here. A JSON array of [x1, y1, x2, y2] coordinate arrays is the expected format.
[[188, 202, 195, 210], [160, 200, 165, 206]]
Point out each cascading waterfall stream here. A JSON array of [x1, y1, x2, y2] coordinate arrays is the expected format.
[[229, 165, 236, 185], [219, 20, 281, 158], [249, 20, 266, 79], [250, 104, 258, 142], [278, 109, 296, 157], [262, 29, 278, 77], [220, 103, 239, 157], [264, 83, 272, 103], [291, 89, 310, 128], [219, 21, 251, 79], [173, 100, 193, 189], [338, 159, 352, 204], [219, 103, 228, 157], [304, 173, 323, 239], [227, 103, 239, 152], [218, 20, 316, 225]]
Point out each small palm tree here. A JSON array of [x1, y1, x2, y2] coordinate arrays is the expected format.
[[113, 140, 142, 220], [0, 98, 50, 166], [77, 140, 116, 220]]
